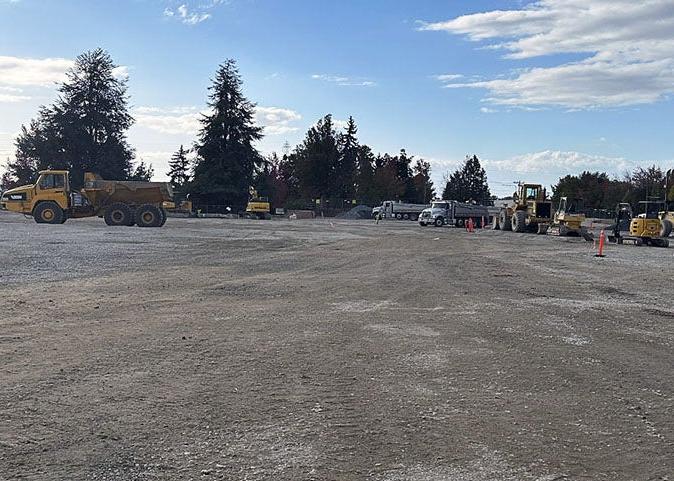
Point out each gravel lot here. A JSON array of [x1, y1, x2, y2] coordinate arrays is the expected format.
[[0, 211, 672, 480]]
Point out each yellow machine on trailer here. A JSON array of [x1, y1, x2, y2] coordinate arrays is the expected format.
[[0, 170, 173, 227]]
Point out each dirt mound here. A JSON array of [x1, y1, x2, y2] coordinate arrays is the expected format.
[[337, 205, 373, 219]]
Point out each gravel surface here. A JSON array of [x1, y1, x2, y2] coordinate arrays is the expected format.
[[0, 211, 672, 480]]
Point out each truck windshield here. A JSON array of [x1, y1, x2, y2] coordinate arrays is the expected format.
[[39, 174, 65, 190], [431, 203, 447, 209]]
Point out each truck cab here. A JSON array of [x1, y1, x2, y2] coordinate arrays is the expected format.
[[419, 201, 451, 227], [1, 170, 75, 222]]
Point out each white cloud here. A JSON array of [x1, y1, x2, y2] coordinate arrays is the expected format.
[[422, 0, 674, 108], [136, 151, 175, 179], [0, 55, 73, 88], [434, 74, 463, 82], [134, 106, 203, 135], [480, 107, 497, 113], [133, 105, 303, 136], [312, 74, 377, 87], [483, 150, 633, 174], [112, 65, 130, 80], [164, 2, 216, 25], [255, 107, 302, 135], [0, 93, 30, 103]]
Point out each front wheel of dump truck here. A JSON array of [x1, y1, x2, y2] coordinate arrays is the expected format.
[[136, 204, 163, 228], [104, 203, 134, 226], [34, 201, 64, 225], [492, 216, 500, 230]]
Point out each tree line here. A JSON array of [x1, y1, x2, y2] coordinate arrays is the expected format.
[[166, 61, 436, 211], [551, 167, 674, 211], [3, 49, 671, 213]]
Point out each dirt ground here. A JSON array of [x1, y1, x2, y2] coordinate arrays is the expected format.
[[0, 211, 672, 481]]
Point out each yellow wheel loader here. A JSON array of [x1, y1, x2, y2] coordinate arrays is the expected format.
[[493, 183, 553, 233], [0, 170, 173, 227]]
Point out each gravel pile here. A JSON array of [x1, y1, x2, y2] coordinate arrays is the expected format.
[[337, 205, 373, 219]]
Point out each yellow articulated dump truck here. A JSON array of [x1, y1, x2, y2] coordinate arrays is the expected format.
[[0, 170, 173, 227]]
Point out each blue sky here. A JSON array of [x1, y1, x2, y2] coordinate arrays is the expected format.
[[1, 0, 673, 196]]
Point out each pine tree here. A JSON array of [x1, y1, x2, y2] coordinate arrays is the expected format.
[[355, 144, 375, 204], [129, 161, 154, 181], [190, 59, 263, 209], [372, 153, 405, 202], [395, 149, 417, 202], [294, 115, 339, 203], [336, 116, 358, 199], [12, 49, 136, 188], [412, 159, 435, 203], [168, 145, 191, 188], [443, 155, 491, 204]]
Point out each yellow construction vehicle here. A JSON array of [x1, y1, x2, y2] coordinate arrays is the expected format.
[[162, 199, 195, 217], [609, 202, 669, 247], [494, 183, 553, 233], [245, 189, 271, 220], [0, 170, 172, 227], [543, 197, 593, 240]]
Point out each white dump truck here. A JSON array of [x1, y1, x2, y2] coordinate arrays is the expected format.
[[418, 200, 491, 227], [372, 200, 430, 221]]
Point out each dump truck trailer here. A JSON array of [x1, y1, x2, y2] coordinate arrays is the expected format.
[[0, 170, 172, 227], [373, 200, 430, 221], [419, 200, 490, 227]]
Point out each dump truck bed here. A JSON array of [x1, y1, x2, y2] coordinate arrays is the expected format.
[[82, 174, 173, 211]]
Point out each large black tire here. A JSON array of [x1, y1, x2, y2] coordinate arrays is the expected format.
[[512, 210, 527, 233], [104, 203, 134, 227], [499, 210, 511, 231], [136, 204, 163, 228], [434, 217, 444, 227], [34, 201, 64, 225], [660, 219, 673, 238], [492, 216, 500, 230], [159, 207, 167, 227]]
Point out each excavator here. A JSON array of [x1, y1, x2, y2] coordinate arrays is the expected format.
[[608, 201, 669, 247], [245, 188, 271, 220]]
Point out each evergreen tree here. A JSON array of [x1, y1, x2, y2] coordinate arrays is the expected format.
[[168, 145, 191, 188], [395, 149, 416, 201], [129, 161, 154, 181], [336, 116, 358, 199], [372, 153, 405, 202], [1, 162, 16, 190], [11, 49, 135, 188], [190, 59, 263, 209], [443, 155, 491, 204], [294, 115, 339, 203], [412, 159, 435, 203], [355, 144, 375, 204]]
